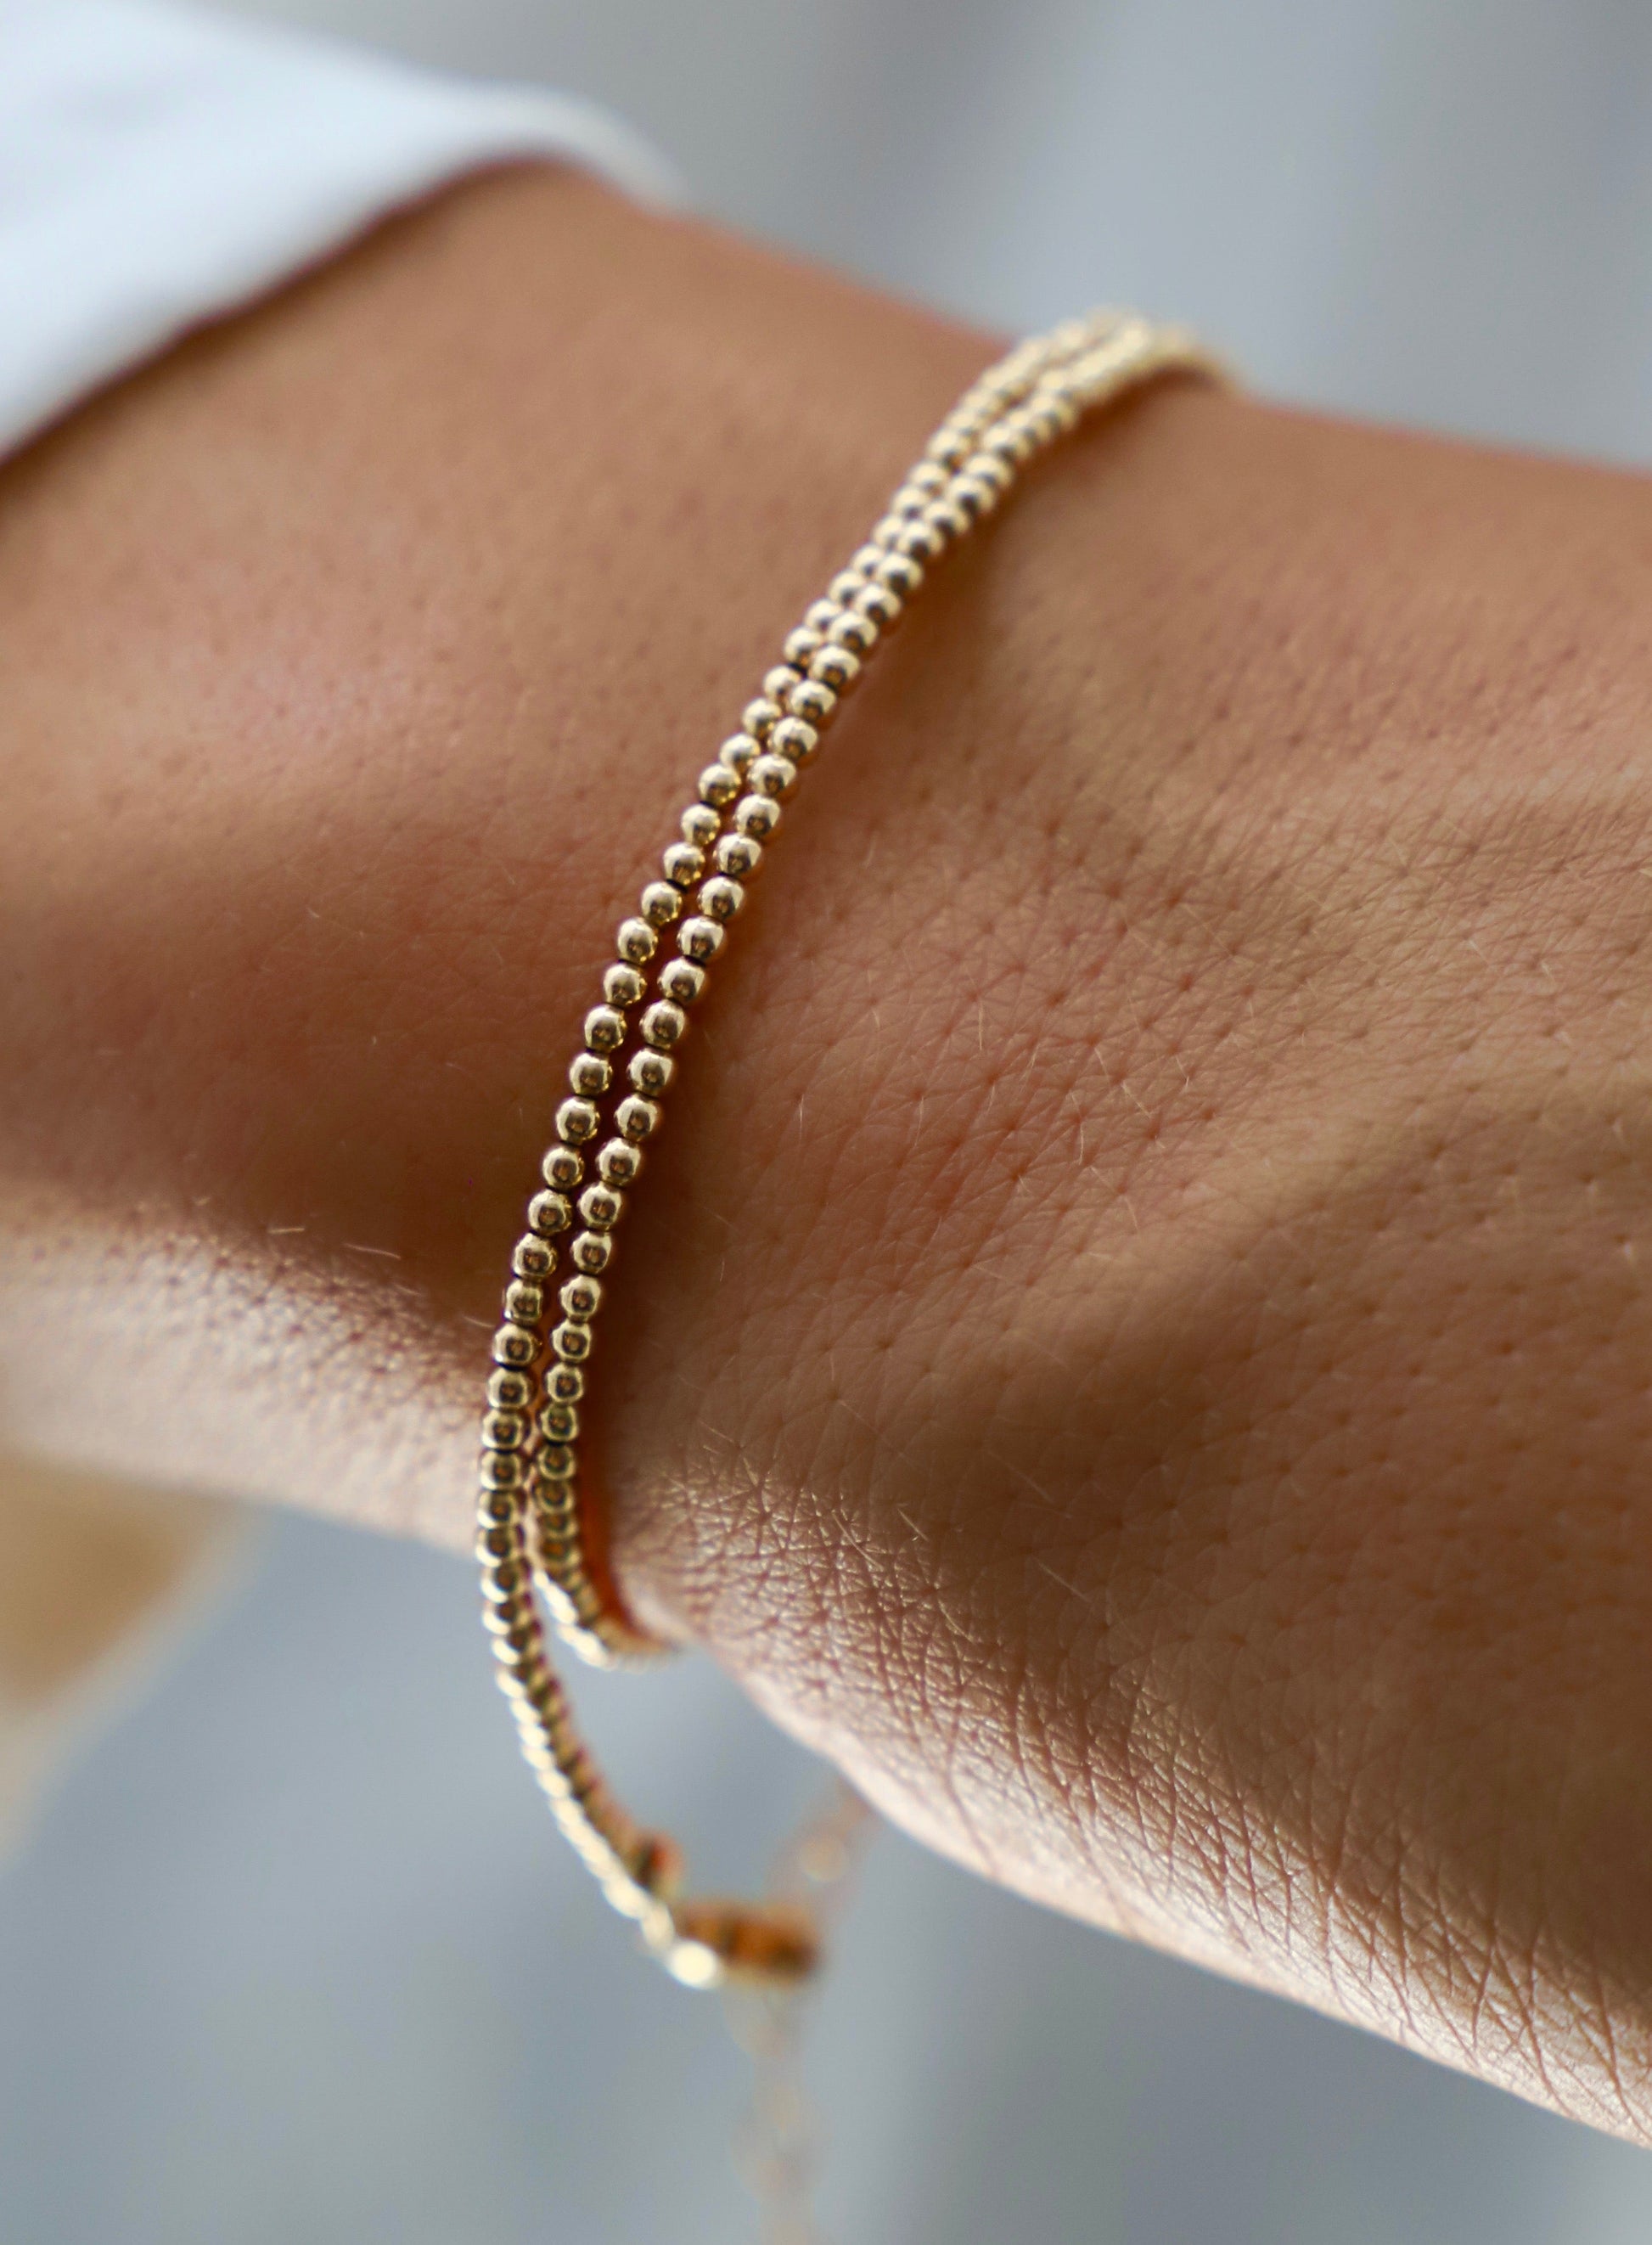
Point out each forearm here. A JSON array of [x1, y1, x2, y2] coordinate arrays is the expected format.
[[8, 164, 1652, 2132], [0, 162, 986, 1533]]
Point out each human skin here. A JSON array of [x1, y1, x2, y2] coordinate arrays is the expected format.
[[6, 163, 1652, 2133]]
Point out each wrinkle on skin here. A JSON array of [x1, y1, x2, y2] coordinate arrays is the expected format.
[[690, 1088, 1652, 2125]]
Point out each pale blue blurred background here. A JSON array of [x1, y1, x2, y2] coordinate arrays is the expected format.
[[11, 2, 1652, 2237]]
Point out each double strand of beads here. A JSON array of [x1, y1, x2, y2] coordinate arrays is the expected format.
[[475, 308, 1219, 1989]]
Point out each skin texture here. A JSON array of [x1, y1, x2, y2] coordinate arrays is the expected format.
[[7, 165, 1652, 2131]]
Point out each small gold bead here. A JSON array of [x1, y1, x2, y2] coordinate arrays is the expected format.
[[538, 1399, 578, 1443], [546, 1364, 585, 1404], [480, 1446, 528, 1488], [542, 1145, 584, 1192], [952, 472, 996, 520], [658, 958, 706, 1006], [477, 1522, 515, 1559], [504, 1278, 545, 1325], [542, 1437, 579, 1490], [716, 833, 763, 880], [829, 567, 869, 605], [513, 1234, 556, 1280], [478, 1484, 515, 1523], [615, 918, 657, 965], [869, 510, 907, 549], [561, 1273, 602, 1320], [742, 696, 781, 739], [699, 875, 745, 922], [662, 841, 705, 888], [486, 1366, 533, 1413], [569, 1051, 610, 1097], [579, 1182, 624, 1230], [571, 1229, 612, 1274], [603, 963, 645, 1008], [770, 716, 818, 765], [762, 665, 802, 706], [528, 1189, 571, 1237], [698, 763, 740, 808], [640, 881, 683, 927], [853, 581, 902, 630], [925, 497, 969, 541], [627, 1048, 674, 1097], [584, 1004, 626, 1053], [783, 627, 823, 667], [874, 552, 922, 598], [804, 597, 841, 633], [984, 419, 1033, 464], [480, 1552, 528, 1598], [641, 1000, 688, 1050], [557, 1098, 600, 1145], [719, 732, 760, 774], [828, 609, 877, 655], [749, 754, 797, 799], [680, 803, 721, 848], [894, 517, 942, 563], [733, 795, 780, 841], [637, 889, 682, 933], [482, 1409, 529, 1451], [809, 644, 861, 694], [596, 1136, 643, 1186], [552, 1321, 593, 1364], [615, 1094, 660, 1142], [965, 450, 1014, 496], [492, 1322, 537, 1368], [850, 542, 886, 577], [786, 679, 836, 728], [677, 914, 724, 962]]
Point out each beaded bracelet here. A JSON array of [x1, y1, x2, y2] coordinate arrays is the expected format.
[[475, 308, 1217, 1989]]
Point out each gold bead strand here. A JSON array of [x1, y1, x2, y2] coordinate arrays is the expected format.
[[529, 897, 687, 1668], [476, 312, 1222, 1987], [516, 320, 1183, 1648], [528, 318, 1193, 1671], [476, 1475, 683, 1944], [525, 664, 875, 1672]]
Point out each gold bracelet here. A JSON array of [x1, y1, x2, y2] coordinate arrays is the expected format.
[[475, 308, 1218, 1989]]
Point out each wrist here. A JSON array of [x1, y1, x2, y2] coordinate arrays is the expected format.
[[17, 149, 1652, 2126]]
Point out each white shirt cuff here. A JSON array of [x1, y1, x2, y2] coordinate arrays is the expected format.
[[0, 0, 677, 458]]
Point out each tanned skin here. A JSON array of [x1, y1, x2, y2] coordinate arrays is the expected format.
[[8, 166, 1652, 2132]]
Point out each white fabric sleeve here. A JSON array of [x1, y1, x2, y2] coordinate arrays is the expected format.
[[0, 0, 677, 459], [0, 0, 673, 1843]]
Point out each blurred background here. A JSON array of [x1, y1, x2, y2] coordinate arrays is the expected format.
[[9, 2, 1652, 2238]]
